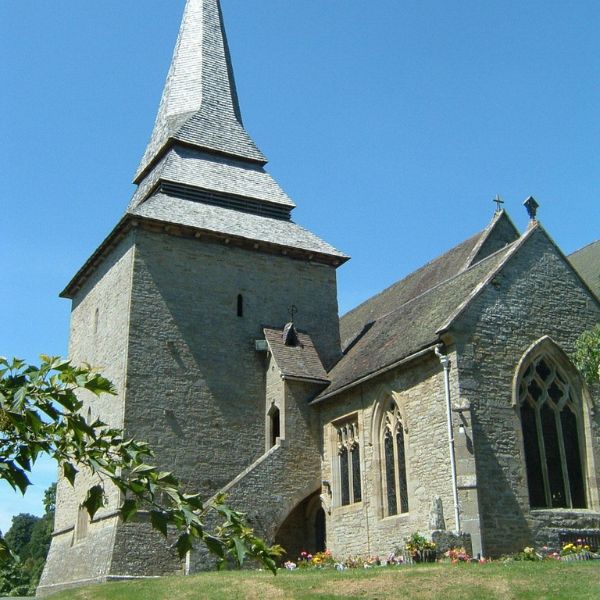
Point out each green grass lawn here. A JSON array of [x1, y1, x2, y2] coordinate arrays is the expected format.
[[46, 561, 600, 600]]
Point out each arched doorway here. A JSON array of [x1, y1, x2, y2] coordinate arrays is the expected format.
[[274, 490, 326, 560]]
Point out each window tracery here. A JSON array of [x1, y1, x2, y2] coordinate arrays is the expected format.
[[519, 353, 586, 509], [381, 400, 408, 516], [336, 420, 361, 505]]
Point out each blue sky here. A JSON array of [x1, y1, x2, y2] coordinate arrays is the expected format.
[[1, 0, 598, 532]]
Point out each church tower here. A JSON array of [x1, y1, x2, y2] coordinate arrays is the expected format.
[[38, 1, 346, 593]]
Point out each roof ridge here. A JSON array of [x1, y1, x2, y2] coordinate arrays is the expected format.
[[369, 239, 519, 328], [341, 229, 484, 322]]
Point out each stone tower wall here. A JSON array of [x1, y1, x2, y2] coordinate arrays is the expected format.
[[108, 228, 340, 573], [122, 228, 339, 491], [38, 234, 136, 596]]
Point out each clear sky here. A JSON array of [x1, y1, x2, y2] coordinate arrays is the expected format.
[[1, 0, 598, 533]]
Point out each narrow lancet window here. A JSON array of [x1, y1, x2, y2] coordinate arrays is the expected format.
[[237, 294, 244, 317], [382, 400, 409, 516], [336, 420, 361, 506]]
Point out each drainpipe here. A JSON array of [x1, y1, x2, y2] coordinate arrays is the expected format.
[[435, 344, 461, 534]]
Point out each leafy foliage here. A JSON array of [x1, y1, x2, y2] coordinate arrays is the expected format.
[[0, 356, 282, 575], [1, 483, 56, 594], [573, 324, 600, 385], [0, 555, 30, 597], [3, 514, 39, 559]]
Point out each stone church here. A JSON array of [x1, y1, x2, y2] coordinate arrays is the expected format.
[[38, 0, 600, 594]]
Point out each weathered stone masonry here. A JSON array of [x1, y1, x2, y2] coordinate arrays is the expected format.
[[38, 1, 600, 594]]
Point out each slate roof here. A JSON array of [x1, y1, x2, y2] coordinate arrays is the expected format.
[[569, 239, 600, 299], [135, 0, 265, 183], [339, 211, 519, 352], [264, 327, 329, 383], [63, 0, 348, 297], [318, 243, 516, 400], [129, 194, 348, 259], [129, 147, 294, 211]]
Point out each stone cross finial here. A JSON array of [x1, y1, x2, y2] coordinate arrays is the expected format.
[[523, 196, 539, 221], [288, 305, 298, 323], [493, 194, 504, 214]]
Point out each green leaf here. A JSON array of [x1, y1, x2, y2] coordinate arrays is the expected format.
[[150, 510, 169, 537], [131, 463, 156, 475], [204, 535, 225, 558], [0, 537, 14, 562], [120, 499, 138, 522], [11, 467, 31, 494], [175, 533, 193, 559], [83, 485, 105, 519], [63, 462, 78, 486], [232, 537, 247, 566]]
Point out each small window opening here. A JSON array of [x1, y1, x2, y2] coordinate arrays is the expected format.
[[93, 308, 99, 334], [237, 294, 244, 317], [75, 506, 89, 542], [270, 407, 280, 448]]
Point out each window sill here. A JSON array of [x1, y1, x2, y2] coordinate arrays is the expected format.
[[332, 502, 363, 515], [381, 512, 410, 522], [530, 508, 598, 515]]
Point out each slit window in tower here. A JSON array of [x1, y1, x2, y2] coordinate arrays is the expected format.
[[270, 407, 280, 448]]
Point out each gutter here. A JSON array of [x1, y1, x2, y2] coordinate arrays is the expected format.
[[280, 374, 330, 385]]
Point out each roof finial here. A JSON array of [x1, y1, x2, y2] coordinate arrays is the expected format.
[[523, 196, 539, 221], [493, 194, 504, 214]]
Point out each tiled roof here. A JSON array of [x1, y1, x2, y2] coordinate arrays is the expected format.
[[318, 245, 515, 400], [264, 327, 329, 383], [134, 0, 266, 183], [129, 194, 348, 259], [129, 147, 294, 211], [339, 211, 519, 352], [569, 239, 600, 299]]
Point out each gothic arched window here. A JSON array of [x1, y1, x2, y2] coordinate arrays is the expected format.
[[336, 420, 361, 506], [518, 352, 586, 509], [381, 401, 408, 516]]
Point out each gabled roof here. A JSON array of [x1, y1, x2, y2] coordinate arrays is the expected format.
[[134, 0, 265, 184], [264, 327, 329, 384], [316, 243, 515, 401], [340, 210, 519, 351], [317, 217, 599, 403], [569, 239, 600, 299]]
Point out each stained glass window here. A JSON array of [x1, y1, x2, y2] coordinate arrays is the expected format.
[[382, 400, 409, 516], [336, 420, 361, 506], [519, 353, 586, 509]]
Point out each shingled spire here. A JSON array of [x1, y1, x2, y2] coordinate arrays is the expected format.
[[134, 0, 266, 184]]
